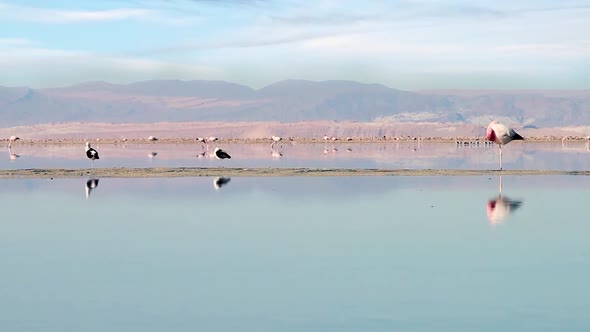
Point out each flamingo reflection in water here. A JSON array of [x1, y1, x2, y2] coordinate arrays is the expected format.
[[85, 178, 100, 199], [486, 176, 523, 225], [8, 147, 19, 160], [271, 144, 283, 158]]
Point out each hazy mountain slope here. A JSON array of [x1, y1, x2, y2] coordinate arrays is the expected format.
[[0, 80, 589, 127]]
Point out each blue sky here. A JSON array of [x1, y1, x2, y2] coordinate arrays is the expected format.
[[0, 0, 589, 89]]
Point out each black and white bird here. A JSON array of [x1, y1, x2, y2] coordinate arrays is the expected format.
[[213, 177, 231, 190], [85, 142, 100, 167], [214, 147, 231, 167], [85, 178, 99, 199]]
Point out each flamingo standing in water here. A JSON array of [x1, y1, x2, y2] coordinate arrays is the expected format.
[[8, 136, 19, 148], [486, 121, 524, 170], [271, 136, 282, 147]]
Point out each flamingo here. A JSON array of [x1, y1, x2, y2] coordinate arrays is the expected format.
[[323, 135, 330, 141], [8, 135, 19, 148], [85, 142, 100, 169], [271, 135, 282, 147], [148, 136, 158, 142], [148, 152, 158, 158], [486, 176, 523, 224], [486, 121, 524, 170], [196, 137, 206, 149]]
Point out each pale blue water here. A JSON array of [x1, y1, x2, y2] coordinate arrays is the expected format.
[[0, 175, 589, 331], [2, 142, 590, 170]]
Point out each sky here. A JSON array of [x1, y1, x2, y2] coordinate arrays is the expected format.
[[0, 0, 589, 90]]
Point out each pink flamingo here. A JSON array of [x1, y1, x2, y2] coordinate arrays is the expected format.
[[8, 135, 19, 148], [486, 121, 524, 170]]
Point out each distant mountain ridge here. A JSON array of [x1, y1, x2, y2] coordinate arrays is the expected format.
[[1, 79, 589, 127]]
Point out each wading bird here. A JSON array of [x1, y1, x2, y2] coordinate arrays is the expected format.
[[85, 142, 100, 168], [486, 121, 524, 170], [8, 135, 19, 148], [214, 147, 231, 167], [271, 135, 282, 147]]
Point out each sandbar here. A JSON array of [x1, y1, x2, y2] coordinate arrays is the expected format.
[[0, 167, 589, 179]]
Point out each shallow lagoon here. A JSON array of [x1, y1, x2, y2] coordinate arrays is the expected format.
[[0, 175, 589, 331], [2, 141, 590, 171]]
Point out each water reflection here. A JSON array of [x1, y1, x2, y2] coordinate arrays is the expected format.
[[1, 142, 589, 170], [270, 145, 283, 158], [213, 177, 231, 190], [85, 178, 100, 199], [7, 147, 19, 161], [486, 176, 523, 224]]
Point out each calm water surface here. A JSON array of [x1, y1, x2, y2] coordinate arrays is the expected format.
[[2, 141, 590, 170], [0, 175, 589, 331]]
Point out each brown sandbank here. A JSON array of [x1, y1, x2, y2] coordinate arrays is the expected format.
[[0, 167, 589, 179]]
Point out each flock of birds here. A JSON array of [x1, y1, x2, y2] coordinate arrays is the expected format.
[[8, 121, 529, 222], [7, 120, 525, 171]]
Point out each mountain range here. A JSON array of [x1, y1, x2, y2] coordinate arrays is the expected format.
[[1, 79, 589, 128]]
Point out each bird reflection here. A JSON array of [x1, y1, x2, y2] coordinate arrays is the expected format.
[[85, 178, 100, 199], [486, 176, 523, 225], [213, 177, 231, 190], [271, 145, 283, 158], [8, 147, 19, 160]]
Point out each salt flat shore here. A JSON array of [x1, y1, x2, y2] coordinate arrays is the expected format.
[[1, 167, 589, 179], [2, 136, 590, 145]]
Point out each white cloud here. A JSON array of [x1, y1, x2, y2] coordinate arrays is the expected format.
[[0, 2, 151, 23], [0, 37, 34, 46]]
